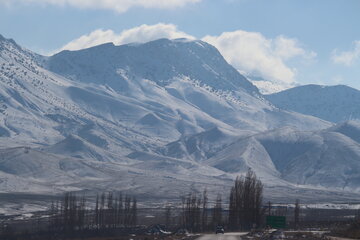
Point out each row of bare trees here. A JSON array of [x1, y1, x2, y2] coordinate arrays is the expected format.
[[176, 169, 264, 232], [179, 189, 223, 232], [228, 169, 264, 230], [49, 192, 137, 233]]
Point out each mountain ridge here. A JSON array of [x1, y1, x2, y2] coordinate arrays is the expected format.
[[266, 84, 360, 122], [46, 38, 260, 96], [4, 33, 360, 208]]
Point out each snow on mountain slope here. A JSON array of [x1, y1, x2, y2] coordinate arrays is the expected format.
[[245, 74, 294, 94], [266, 84, 360, 122], [1, 34, 195, 155], [0, 147, 231, 201], [45, 38, 330, 133], [0, 35, 64, 144], [45, 134, 112, 161], [158, 127, 254, 162], [156, 119, 360, 193], [279, 131, 360, 190], [329, 120, 360, 143], [206, 136, 281, 182], [0, 147, 109, 193], [198, 124, 360, 191], [46, 39, 259, 95], [1, 33, 350, 206]]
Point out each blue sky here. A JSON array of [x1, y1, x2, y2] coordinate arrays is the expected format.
[[0, 0, 359, 92]]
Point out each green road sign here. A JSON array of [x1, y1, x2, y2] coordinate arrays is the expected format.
[[266, 215, 286, 229]]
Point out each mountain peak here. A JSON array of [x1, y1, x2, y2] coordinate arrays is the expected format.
[[61, 42, 116, 53], [266, 84, 360, 122], [283, 84, 357, 92], [0, 33, 20, 48], [47, 38, 259, 95], [141, 38, 219, 54]]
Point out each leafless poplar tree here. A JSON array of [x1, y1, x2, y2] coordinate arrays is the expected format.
[[294, 199, 300, 229], [228, 169, 263, 230]]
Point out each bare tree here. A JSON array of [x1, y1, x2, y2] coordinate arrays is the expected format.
[[117, 193, 123, 226], [124, 195, 132, 227], [131, 197, 137, 226], [106, 192, 114, 228], [294, 199, 300, 229], [95, 194, 99, 229], [202, 189, 208, 231], [165, 205, 172, 228], [254, 180, 263, 226], [183, 192, 203, 232], [228, 169, 263, 230], [228, 186, 237, 230], [212, 194, 222, 227], [100, 192, 106, 228]]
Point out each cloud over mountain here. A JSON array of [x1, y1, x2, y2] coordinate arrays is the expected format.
[[203, 31, 316, 89], [332, 41, 360, 66], [56, 24, 195, 52], [54, 24, 316, 92]]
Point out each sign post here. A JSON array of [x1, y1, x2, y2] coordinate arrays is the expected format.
[[266, 216, 286, 229]]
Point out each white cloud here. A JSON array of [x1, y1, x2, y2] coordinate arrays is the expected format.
[[202, 30, 315, 87], [332, 41, 360, 66], [56, 23, 195, 52], [274, 35, 316, 60], [58, 29, 118, 52], [0, 0, 201, 13]]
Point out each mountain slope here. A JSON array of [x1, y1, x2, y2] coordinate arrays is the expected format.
[[329, 121, 360, 143], [266, 84, 360, 122], [0, 33, 347, 206], [44, 38, 330, 133], [168, 123, 360, 191], [158, 127, 253, 162], [46, 39, 259, 95]]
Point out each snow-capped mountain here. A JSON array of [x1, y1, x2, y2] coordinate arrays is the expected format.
[[46, 39, 259, 95], [245, 74, 295, 95], [266, 84, 360, 122], [3, 33, 360, 207]]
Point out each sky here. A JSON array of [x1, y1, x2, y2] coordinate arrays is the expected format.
[[0, 0, 359, 92]]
